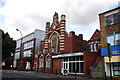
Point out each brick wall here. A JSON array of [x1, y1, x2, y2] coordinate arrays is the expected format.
[[99, 14, 107, 47], [53, 59, 61, 74], [84, 52, 98, 75]]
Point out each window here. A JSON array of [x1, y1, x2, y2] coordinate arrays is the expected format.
[[105, 12, 120, 26], [40, 62, 44, 67], [107, 35, 114, 46], [98, 44, 101, 50], [23, 41, 34, 50], [50, 33, 59, 53], [23, 50, 32, 57], [105, 15, 113, 26], [63, 56, 84, 74], [90, 44, 93, 51], [115, 34, 120, 45], [94, 44, 96, 51], [107, 32, 120, 46], [46, 61, 50, 67], [41, 56, 44, 61], [113, 62, 120, 76], [14, 52, 20, 60], [47, 56, 51, 60]]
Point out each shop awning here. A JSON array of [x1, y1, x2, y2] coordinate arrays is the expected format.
[[52, 52, 83, 58]]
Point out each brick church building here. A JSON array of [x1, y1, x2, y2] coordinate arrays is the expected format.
[[34, 12, 101, 76]]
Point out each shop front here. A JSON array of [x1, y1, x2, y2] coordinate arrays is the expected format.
[[52, 52, 84, 75], [101, 45, 120, 76]]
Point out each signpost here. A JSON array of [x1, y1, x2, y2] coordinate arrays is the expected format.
[[107, 43, 112, 80]]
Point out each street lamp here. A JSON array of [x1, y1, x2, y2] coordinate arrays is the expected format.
[[16, 29, 23, 71]]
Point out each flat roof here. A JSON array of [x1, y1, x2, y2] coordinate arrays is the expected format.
[[99, 7, 120, 15]]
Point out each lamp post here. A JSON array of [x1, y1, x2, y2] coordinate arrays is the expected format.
[[16, 29, 23, 71]]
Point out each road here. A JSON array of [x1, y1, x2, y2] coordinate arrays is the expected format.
[[2, 70, 61, 80], [2, 70, 120, 80]]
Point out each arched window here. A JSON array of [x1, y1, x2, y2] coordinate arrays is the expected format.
[[46, 55, 51, 67], [50, 32, 59, 53], [47, 55, 51, 60], [39, 56, 44, 67]]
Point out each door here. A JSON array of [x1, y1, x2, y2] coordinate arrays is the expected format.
[[63, 62, 69, 75]]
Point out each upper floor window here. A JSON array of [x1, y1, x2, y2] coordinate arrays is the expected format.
[[24, 41, 33, 50], [105, 12, 120, 26], [107, 35, 114, 46], [90, 44, 93, 51], [107, 31, 120, 46], [23, 50, 32, 57], [94, 44, 97, 51]]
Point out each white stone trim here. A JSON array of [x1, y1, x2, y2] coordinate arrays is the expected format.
[[44, 46, 48, 48], [60, 27, 65, 29], [60, 24, 65, 26], [45, 33, 48, 35], [89, 42, 94, 44], [61, 21, 65, 23], [45, 44, 48, 45], [60, 29, 65, 31], [48, 31, 60, 42], [61, 35, 64, 37], [95, 41, 100, 43], [60, 37, 65, 39], [52, 52, 83, 58], [60, 40, 64, 42], [60, 43, 64, 44], [61, 32, 64, 34], [45, 39, 48, 41], [60, 48, 64, 50], [45, 42, 48, 43], [49, 31, 52, 33], [60, 46, 64, 47], [104, 9, 119, 17]]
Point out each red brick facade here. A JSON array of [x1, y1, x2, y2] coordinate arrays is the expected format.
[[88, 29, 101, 53], [34, 12, 100, 76]]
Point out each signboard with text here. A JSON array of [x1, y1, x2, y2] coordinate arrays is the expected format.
[[101, 45, 120, 56]]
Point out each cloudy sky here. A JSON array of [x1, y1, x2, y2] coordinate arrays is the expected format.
[[0, 0, 119, 40]]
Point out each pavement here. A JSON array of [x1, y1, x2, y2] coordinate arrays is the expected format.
[[2, 70, 120, 80]]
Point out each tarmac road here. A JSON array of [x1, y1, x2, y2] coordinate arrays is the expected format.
[[1, 70, 74, 80]]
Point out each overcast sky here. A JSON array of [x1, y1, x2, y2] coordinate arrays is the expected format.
[[0, 0, 119, 40]]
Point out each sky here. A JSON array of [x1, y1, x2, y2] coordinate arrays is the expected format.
[[0, 0, 119, 40]]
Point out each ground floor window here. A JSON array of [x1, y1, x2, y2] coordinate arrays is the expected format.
[[40, 62, 44, 67], [113, 62, 120, 76], [62, 56, 84, 74], [106, 62, 120, 76], [69, 62, 84, 73], [46, 61, 50, 67]]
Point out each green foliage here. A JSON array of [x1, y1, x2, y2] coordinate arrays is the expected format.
[[2, 30, 16, 62]]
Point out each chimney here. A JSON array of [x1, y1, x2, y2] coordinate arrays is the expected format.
[[79, 34, 83, 40]]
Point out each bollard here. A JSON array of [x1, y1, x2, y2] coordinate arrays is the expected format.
[[75, 70, 77, 79], [10, 65, 12, 71], [56, 69, 57, 75], [105, 72, 107, 80], [52, 69, 53, 73], [48, 69, 50, 76]]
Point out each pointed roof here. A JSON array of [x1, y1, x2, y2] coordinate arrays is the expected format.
[[90, 29, 100, 40]]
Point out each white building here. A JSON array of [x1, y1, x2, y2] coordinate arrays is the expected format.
[[13, 29, 45, 70]]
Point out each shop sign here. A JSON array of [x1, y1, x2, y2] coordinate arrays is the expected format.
[[112, 51, 120, 55], [92, 67, 102, 72], [52, 52, 83, 58], [101, 45, 120, 56]]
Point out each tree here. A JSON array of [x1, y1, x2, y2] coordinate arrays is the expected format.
[[2, 29, 16, 69]]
